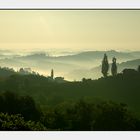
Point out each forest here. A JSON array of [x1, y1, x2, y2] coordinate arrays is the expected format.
[[0, 54, 139, 130]]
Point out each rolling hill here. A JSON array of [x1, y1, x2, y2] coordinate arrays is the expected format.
[[0, 50, 139, 80], [66, 59, 140, 80]]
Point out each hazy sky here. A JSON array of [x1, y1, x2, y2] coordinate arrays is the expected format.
[[0, 10, 140, 51]]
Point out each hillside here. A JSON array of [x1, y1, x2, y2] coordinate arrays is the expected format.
[[0, 67, 139, 116], [56, 50, 137, 61]]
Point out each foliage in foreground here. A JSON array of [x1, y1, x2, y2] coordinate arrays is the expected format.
[[0, 91, 140, 131], [42, 100, 140, 131], [0, 91, 41, 121], [0, 113, 47, 131]]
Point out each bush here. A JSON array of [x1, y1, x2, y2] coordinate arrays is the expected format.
[[0, 91, 41, 121], [42, 100, 140, 131], [0, 113, 47, 131]]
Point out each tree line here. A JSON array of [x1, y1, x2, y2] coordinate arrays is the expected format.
[[0, 92, 140, 131], [101, 53, 140, 77]]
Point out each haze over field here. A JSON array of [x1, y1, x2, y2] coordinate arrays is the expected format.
[[0, 49, 140, 81]]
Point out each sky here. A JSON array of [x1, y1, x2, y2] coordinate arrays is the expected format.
[[0, 10, 140, 51]]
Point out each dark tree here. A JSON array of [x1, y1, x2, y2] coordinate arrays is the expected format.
[[93, 102, 139, 131], [0, 113, 46, 131], [101, 54, 109, 77], [111, 57, 117, 76], [51, 69, 54, 79], [138, 65, 140, 72], [0, 91, 41, 121]]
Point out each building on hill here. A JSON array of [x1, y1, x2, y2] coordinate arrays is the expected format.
[[24, 68, 32, 73], [47, 69, 66, 83], [19, 68, 32, 75], [82, 78, 92, 82], [54, 77, 65, 83]]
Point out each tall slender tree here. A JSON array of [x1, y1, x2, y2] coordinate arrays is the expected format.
[[51, 69, 54, 79], [138, 65, 140, 72], [101, 54, 109, 77], [111, 57, 117, 76]]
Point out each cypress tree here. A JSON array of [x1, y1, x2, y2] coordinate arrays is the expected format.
[[101, 54, 109, 77], [51, 69, 54, 79], [111, 57, 117, 76], [138, 65, 140, 72]]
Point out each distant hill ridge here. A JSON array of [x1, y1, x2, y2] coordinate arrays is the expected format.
[[66, 58, 140, 80], [0, 50, 139, 81], [19, 50, 139, 60]]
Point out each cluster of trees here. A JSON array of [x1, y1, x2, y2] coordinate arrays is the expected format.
[[0, 91, 140, 130], [0, 67, 16, 77], [101, 54, 140, 77], [41, 100, 140, 131], [0, 67, 65, 83], [0, 66, 139, 112], [0, 91, 47, 130], [0, 91, 41, 121], [0, 67, 40, 78], [18, 68, 39, 75], [101, 54, 117, 77], [0, 113, 46, 131]]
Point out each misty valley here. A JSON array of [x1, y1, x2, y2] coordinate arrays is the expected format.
[[0, 49, 140, 81], [0, 49, 139, 130]]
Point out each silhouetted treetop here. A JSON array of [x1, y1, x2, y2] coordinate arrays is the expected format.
[[138, 65, 140, 72], [111, 57, 117, 76], [101, 54, 109, 77], [0, 91, 41, 121]]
